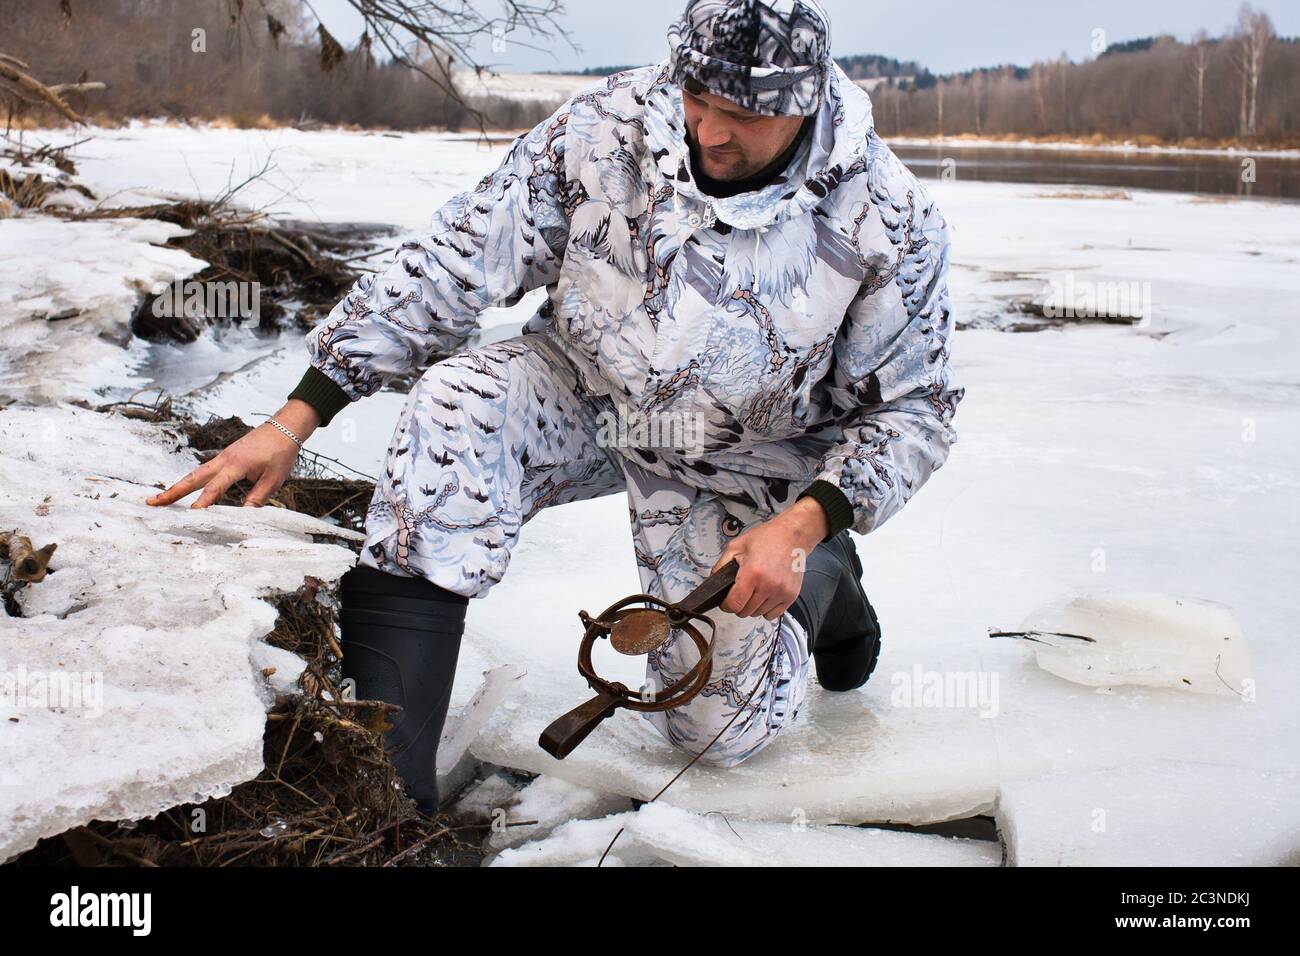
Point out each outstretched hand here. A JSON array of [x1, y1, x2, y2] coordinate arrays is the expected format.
[[146, 400, 321, 509], [709, 498, 829, 621]]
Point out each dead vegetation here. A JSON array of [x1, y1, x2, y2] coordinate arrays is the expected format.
[[68, 160, 395, 341], [0, 50, 103, 127], [3, 127, 396, 341], [1030, 188, 1134, 201], [2, 0, 573, 138], [4, 397, 490, 864], [10, 576, 484, 867]]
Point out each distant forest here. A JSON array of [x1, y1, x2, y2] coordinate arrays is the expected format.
[[869, 6, 1298, 146], [0, 0, 562, 131], [559, 53, 925, 80], [2, 0, 1296, 146]]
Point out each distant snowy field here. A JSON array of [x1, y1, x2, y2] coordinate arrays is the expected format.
[[453, 69, 596, 105], [2, 121, 1298, 865]]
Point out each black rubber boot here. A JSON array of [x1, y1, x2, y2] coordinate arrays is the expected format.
[[788, 531, 883, 692], [338, 563, 467, 814]]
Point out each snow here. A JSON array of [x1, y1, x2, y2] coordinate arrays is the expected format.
[[996, 762, 1300, 866], [0, 403, 362, 862], [2, 123, 1298, 865], [0, 215, 205, 404]]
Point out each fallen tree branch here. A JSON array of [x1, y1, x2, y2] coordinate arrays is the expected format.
[[0, 53, 102, 125]]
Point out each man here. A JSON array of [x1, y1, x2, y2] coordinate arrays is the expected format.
[[148, 0, 963, 813]]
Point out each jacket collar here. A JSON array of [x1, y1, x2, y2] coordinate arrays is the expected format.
[[643, 59, 876, 230]]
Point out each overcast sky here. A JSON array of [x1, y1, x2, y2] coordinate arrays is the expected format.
[[311, 0, 1298, 75]]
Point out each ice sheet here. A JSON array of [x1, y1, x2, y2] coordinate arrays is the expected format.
[[996, 761, 1300, 866], [0, 216, 204, 404], [0, 403, 360, 862], [4, 123, 1297, 864], [489, 802, 1002, 867], [484, 774, 635, 853]]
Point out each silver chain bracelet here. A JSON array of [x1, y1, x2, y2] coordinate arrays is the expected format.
[[265, 416, 304, 453]]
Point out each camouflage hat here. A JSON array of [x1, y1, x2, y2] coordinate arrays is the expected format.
[[666, 0, 831, 117]]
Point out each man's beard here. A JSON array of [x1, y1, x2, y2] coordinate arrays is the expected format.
[[686, 130, 750, 180]]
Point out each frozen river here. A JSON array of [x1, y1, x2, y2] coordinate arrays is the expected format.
[[4, 120, 1298, 864]]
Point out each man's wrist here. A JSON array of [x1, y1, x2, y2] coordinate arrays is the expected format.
[[274, 398, 322, 437], [288, 365, 351, 427], [796, 480, 855, 542], [783, 497, 830, 553]]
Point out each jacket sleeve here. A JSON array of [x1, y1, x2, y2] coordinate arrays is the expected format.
[[291, 100, 575, 424], [797, 161, 964, 540]]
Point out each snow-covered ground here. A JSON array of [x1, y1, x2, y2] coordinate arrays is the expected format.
[[2, 123, 1298, 865], [453, 70, 597, 105], [0, 404, 361, 861]]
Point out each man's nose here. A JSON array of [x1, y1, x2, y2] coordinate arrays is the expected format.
[[696, 111, 732, 149]]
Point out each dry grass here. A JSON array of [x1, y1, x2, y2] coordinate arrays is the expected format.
[[207, 112, 282, 131]]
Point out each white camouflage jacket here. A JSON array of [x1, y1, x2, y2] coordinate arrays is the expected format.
[[296, 59, 964, 539]]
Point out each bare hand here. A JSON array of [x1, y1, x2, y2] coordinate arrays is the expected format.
[[146, 400, 320, 509], [710, 499, 829, 621]]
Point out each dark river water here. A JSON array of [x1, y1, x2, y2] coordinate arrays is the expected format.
[[890, 143, 1300, 199], [482, 132, 1299, 198]]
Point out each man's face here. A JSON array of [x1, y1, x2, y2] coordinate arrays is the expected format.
[[681, 78, 806, 181]]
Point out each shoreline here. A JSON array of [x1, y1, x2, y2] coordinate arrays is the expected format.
[[885, 134, 1300, 160], [14, 117, 1300, 158]]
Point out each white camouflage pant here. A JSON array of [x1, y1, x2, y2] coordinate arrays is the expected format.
[[358, 331, 815, 767]]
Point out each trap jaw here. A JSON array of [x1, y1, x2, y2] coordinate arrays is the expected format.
[[538, 558, 740, 759]]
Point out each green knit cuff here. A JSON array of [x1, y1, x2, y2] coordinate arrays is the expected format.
[[288, 365, 352, 428], [796, 479, 856, 542]]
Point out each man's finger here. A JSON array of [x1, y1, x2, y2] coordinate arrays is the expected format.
[[733, 567, 771, 617], [737, 587, 769, 618], [710, 545, 740, 576], [242, 470, 280, 508], [721, 573, 754, 615], [146, 460, 218, 507], [190, 469, 239, 509]]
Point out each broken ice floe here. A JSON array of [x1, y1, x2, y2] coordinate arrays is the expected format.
[[0, 216, 204, 404], [488, 802, 1002, 867], [0, 403, 360, 862], [436, 663, 526, 800], [994, 589, 1253, 695], [481, 774, 635, 853]]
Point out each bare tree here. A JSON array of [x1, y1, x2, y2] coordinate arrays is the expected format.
[[1054, 52, 1070, 135], [1231, 3, 1274, 137], [935, 75, 944, 136], [236, 0, 577, 138], [1188, 29, 1210, 138], [1029, 61, 1048, 134]]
